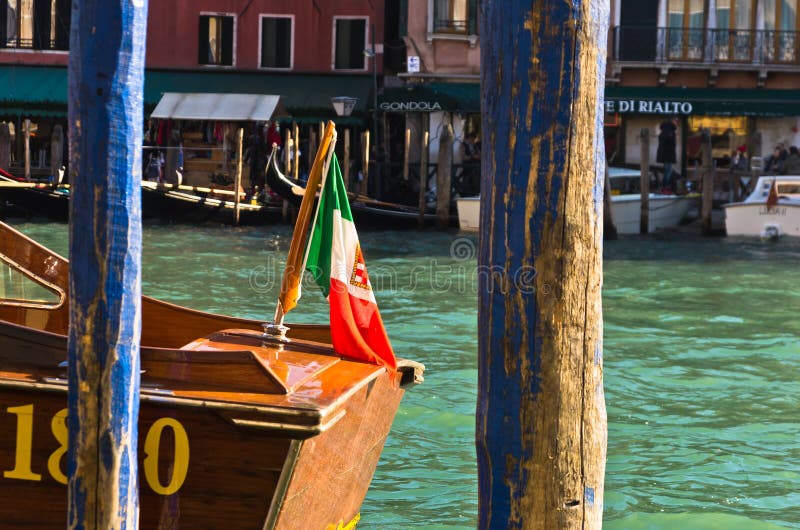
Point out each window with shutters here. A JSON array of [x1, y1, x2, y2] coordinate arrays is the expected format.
[[333, 17, 367, 71], [198, 13, 235, 66], [434, 0, 467, 32], [0, 0, 70, 50], [667, 0, 705, 60], [260, 15, 293, 69], [431, 0, 478, 35], [763, 0, 800, 63], [427, 0, 478, 41]]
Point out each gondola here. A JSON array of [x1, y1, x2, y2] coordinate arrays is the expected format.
[[0, 168, 284, 225], [140, 181, 284, 225], [0, 171, 70, 221], [265, 146, 445, 228], [0, 218, 423, 528]]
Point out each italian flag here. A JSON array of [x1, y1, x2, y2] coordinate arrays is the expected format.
[[304, 154, 397, 373]]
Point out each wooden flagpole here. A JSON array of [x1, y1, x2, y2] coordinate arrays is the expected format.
[[274, 120, 336, 324]]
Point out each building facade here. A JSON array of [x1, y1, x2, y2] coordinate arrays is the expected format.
[[608, 0, 800, 176], [379, 0, 480, 197], [0, 0, 384, 177]]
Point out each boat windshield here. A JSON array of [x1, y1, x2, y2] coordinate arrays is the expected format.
[[777, 183, 800, 198], [608, 167, 643, 195], [0, 255, 63, 308]]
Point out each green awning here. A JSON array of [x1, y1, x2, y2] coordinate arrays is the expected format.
[[0, 65, 68, 115], [0, 65, 372, 123], [604, 86, 800, 117], [379, 82, 480, 113]]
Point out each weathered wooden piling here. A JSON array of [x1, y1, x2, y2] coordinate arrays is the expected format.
[[67, 0, 147, 528], [361, 130, 370, 195], [51, 124, 64, 181], [0, 122, 10, 171], [701, 129, 714, 235], [234, 128, 244, 225], [640, 128, 651, 234], [477, 0, 608, 528], [343, 128, 351, 189], [293, 122, 300, 181], [23, 118, 31, 180], [285, 128, 293, 174], [436, 123, 453, 229], [403, 127, 411, 181], [418, 130, 430, 229]]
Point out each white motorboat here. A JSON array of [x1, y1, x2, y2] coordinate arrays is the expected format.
[[723, 175, 800, 238], [456, 167, 695, 234], [456, 196, 480, 232]]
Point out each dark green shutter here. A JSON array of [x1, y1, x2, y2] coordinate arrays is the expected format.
[[399, 0, 408, 37], [0, 1, 7, 48], [198, 16, 210, 64], [222, 17, 234, 65], [351, 20, 366, 69], [468, 0, 478, 34], [54, 0, 71, 50], [34, 0, 52, 49], [277, 18, 291, 68]]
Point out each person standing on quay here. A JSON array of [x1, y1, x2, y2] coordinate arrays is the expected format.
[[657, 116, 678, 193]]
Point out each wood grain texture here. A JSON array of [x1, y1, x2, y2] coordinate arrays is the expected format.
[[66, 1, 148, 528], [0, 319, 412, 529], [477, 0, 608, 528]]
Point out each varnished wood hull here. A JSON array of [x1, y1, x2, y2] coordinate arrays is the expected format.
[[0, 324, 407, 528], [0, 221, 423, 528]]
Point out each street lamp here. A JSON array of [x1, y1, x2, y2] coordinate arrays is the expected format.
[[331, 96, 359, 117]]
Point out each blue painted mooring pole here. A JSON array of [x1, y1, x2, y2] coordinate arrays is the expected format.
[[477, 1, 609, 528], [67, 1, 148, 528]]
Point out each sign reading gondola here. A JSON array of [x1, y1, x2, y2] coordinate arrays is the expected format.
[[379, 100, 442, 111]]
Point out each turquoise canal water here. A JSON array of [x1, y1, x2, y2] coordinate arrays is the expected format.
[[8, 220, 800, 529]]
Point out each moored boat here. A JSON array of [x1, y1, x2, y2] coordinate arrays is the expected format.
[[724, 175, 800, 238], [0, 172, 284, 225], [456, 166, 697, 234], [140, 181, 284, 225], [0, 172, 70, 220], [265, 147, 443, 228], [0, 219, 423, 528]]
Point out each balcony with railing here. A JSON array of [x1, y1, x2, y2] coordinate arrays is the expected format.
[[612, 26, 800, 68]]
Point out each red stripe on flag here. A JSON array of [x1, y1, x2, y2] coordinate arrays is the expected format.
[[328, 278, 397, 372]]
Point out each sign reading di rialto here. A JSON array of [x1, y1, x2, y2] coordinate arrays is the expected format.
[[605, 100, 693, 114]]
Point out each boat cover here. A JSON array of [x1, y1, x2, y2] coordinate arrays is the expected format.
[[150, 92, 288, 121]]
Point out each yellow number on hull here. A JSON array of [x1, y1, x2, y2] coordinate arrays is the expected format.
[[4, 404, 42, 481], [143, 417, 190, 495], [48, 408, 68, 484]]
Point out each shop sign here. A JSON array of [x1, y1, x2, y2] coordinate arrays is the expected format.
[[379, 101, 443, 112], [605, 100, 693, 115]]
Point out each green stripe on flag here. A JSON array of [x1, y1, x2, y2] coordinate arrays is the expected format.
[[305, 155, 353, 297]]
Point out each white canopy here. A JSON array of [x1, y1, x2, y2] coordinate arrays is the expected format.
[[150, 93, 288, 121]]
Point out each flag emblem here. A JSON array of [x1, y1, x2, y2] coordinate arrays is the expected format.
[[350, 245, 370, 290]]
